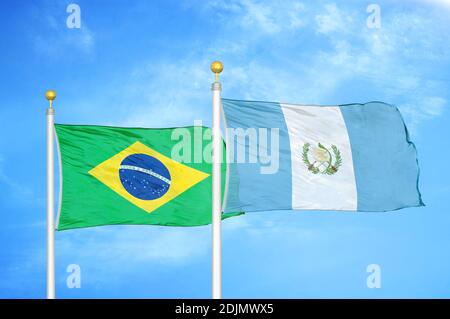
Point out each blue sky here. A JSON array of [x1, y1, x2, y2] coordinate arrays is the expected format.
[[0, 0, 450, 298]]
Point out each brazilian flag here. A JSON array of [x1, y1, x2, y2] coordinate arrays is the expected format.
[[55, 124, 241, 230]]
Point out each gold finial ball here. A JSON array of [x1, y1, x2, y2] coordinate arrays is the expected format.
[[210, 61, 223, 74], [45, 90, 56, 101]]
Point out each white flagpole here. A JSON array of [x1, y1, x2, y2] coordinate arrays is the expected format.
[[45, 90, 56, 299], [211, 61, 223, 299]]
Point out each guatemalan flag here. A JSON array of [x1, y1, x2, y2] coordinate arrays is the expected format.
[[222, 99, 424, 213]]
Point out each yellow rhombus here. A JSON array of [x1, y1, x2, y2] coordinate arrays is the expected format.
[[88, 141, 209, 213]]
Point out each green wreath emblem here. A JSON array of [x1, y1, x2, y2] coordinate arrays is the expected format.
[[302, 142, 342, 175]]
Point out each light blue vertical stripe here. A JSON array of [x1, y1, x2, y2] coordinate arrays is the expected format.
[[340, 102, 424, 211], [222, 99, 292, 212]]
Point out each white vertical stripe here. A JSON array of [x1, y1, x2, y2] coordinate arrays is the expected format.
[[280, 104, 357, 211]]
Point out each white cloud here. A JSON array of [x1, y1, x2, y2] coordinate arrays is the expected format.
[[30, 4, 95, 57], [117, 58, 213, 128], [33, 24, 94, 56], [401, 96, 447, 130], [419, 96, 447, 117], [418, 0, 450, 8], [205, 0, 306, 34], [310, 5, 449, 130], [240, 0, 305, 33], [117, 1, 449, 135], [56, 2, 448, 139], [315, 3, 352, 34]]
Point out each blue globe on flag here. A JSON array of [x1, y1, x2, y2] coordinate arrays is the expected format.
[[119, 153, 171, 200]]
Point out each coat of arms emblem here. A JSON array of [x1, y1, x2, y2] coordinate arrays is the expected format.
[[302, 143, 342, 175]]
